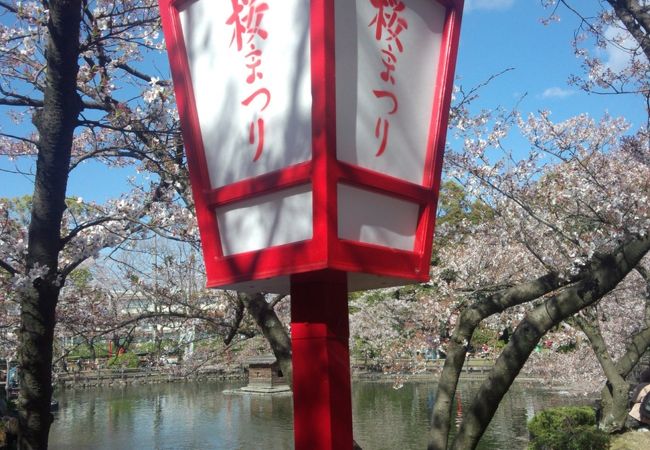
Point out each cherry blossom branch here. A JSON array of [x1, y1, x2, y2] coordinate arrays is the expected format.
[[60, 216, 117, 248], [93, 311, 229, 338], [0, 92, 116, 112], [114, 63, 171, 86], [0, 84, 43, 107], [455, 68, 515, 110], [0, 258, 17, 276], [68, 149, 142, 171], [521, 236, 557, 273], [553, 1, 602, 37], [223, 294, 246, 346], [177, 335, 257, 378], [605, 0, 650, 61], [75, 118, 179, 137], [430, 270, 575, 449], [0, 1, 18, 14], [0, 132, 37, 146], [460, 163, 580, 245]]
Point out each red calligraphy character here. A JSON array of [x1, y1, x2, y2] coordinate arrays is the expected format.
[[380, 47, 397, 84], [248, 118, 265, 162], [227, 0, 269, 51], [241, 88, 271, 161], [243, 0, 269, 44], [245, 47, 263, 83], [384, 3, 408, 52], [245, 47, 262, 59], [226, 0, 246, 51], [374, 117, 389, 157], [373, 89, 398, 114], [369, 0, 407, 50], [372, 90, 398, 157], [241, 87, 271, 111], [369, 0, 388, 41]]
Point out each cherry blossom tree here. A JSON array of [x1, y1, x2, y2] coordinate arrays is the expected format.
[[531, 0, 650, 432], [426, 1, 650, 447], [0, 1, 187, 447], [100, 241, 253, 354], [0, 2, 295, 445], [427, 154, 650, 447], [0, 6, 307, 447], [1, 2, 647, 450]]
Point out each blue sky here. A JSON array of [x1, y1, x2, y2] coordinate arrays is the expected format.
[[457, 0, 642, 123], [0, 0, 641, 203]]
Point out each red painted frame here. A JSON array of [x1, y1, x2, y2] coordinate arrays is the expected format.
[[158, 0, 464, 290]]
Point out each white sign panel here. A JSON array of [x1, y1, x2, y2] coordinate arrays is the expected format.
[[179, 0, 313, 189], [216, 185, 313, 256], [338, 184, 418, 251], [335, 0, 445, 185]]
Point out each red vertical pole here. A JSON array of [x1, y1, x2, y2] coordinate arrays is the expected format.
[[290, 270, 353, 450]]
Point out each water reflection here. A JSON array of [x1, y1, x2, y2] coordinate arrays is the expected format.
[[49, 380, 592, 449], [351, 380, 593, 449]]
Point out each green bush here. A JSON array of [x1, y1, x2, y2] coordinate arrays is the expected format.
[[67, 343, 109, 358], [470, 326, 495, 348], [527, 406, 610, 450], [107, 352, 140, 369], [556, 341, 577, 353]]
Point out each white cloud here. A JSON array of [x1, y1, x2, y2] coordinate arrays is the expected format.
[[601, 25, 646, 73], [540, 87, 576, 99], [465, 0, 515, 12]]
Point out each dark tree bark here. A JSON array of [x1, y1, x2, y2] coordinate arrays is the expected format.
[[239, 293, 293, 386], [575, 263, 650, 431], [574, 312, 631, 432], [638, 264, 650, 329], [223, 294, 246, 346], [448, 234, 650, 450], [17, 1, 83, 449], [605, 0, 650, 61], [428, 273, 571, 449]]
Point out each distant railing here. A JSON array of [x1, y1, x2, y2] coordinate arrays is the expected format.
[[351, 357, 494, 376], [52, 365, 244, 387]]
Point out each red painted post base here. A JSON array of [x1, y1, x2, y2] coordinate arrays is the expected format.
[[290, 270, 353, 450]]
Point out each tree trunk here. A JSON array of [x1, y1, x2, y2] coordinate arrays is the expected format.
[[605, 0, 650, 61], [612, 326, 650, 381], [450, 234, 650, 450], [574, 312, 630, 431], [429, 273, 569, 450], [239, 293, 293, 386], [575, 264, 650, 431], [429, 322, 473, 450], [18, 285, 60, 450], [17, 1, 82, 449], [86, 337, 97, 362], [638, 265, 650, 329]]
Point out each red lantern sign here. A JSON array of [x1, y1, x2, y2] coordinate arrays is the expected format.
[[159, 0, 463, 294]]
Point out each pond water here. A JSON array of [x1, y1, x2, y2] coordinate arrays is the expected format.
[[49, 379, 592, 449]]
